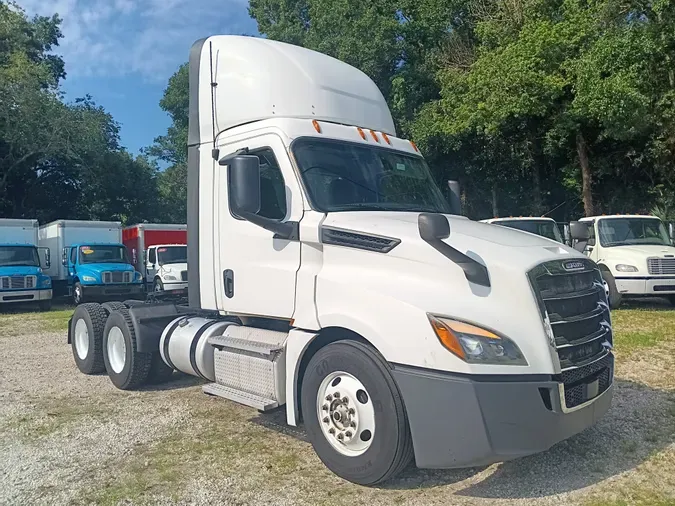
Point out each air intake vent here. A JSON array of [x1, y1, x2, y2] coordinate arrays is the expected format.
[[320, 227, 400, 253]]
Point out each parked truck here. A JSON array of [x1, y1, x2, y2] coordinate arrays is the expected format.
[[39, 220, 143, 304], [480, 216, 564, 243], [122, 223, 187, 293], [570, 214, 675, 308], [67, 35, 614, 485], [0, 219, 52, 310]]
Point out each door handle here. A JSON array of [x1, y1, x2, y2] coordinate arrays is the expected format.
[[223, 269, 234, 298]]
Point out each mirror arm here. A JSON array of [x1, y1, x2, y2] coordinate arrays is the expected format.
[[240, 212, 299, 241]]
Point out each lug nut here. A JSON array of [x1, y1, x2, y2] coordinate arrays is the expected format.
[[329, 428, 335, 434], [345, 431, 352, 438], [342, 397, 349, 404], [326, 395, 332, 401], [323, 417, 329, 423], [348, 408, 355, 415], [350, 421, 356, 428], [322, 404, 329, 411], [337, 433, 344, 440], [333, 392, 341, 398]]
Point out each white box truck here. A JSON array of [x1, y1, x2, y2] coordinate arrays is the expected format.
[[66, 36, 614, 485], [571, 214, 675, 308], [39, 220, 143, 304], [0, 219, 52, 310]]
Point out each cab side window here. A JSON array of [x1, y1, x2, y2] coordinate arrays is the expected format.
[[234, 148, 288, 221], [70, 247, 77, 264]]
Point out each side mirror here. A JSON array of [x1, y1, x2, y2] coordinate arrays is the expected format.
[[45, 248, 51, 269], [569, 221, 590, 241], [132, 248, 137, 266], [62, 251, 68, 266], [419, 213, 451, 241], [225, 155, 261, 216]]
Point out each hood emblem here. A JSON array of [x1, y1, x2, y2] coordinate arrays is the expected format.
[[562, 260, 585, 271]]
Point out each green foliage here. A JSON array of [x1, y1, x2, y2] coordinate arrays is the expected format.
[[0, 2, 162, 225]]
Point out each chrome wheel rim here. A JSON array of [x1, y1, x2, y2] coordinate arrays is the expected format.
[[107, 326, 126, 374], [74, 319, 89, 360]]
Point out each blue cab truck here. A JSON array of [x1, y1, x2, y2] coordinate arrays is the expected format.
[[0, 219, 52, 310], [38, 220, 143, 305]]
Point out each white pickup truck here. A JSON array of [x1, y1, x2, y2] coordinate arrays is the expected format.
[[573, 215, 675, 308]]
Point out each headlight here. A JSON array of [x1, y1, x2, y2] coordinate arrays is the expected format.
[[164, 275, 177, 281], [428, 315, 527, 365], [134, 271, 143, 282], [81, 275, 96, 282], [40, 277, 51, 287], [615, 264, 638, 272]]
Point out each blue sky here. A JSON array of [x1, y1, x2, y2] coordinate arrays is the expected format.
[[18, 0, 259, 156]]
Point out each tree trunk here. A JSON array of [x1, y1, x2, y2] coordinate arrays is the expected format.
[[576, 132, 593, 216], [491, 184, 499, 217], [531, 166, 542, 216]]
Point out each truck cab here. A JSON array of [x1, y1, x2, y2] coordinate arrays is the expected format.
[[573, 214, 675, 308], [0, 219, 52, 310], [480, 217, 564, 243], [64, 243, 143, 304], [145, 244, 188, 293], [67, 35, 614, 486]]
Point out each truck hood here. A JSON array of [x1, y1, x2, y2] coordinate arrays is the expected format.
[[602, 244, 675, 257], [159, 263, 187, 273], [321, 211, 584, 272], [0, 265, 42, 276], [79, 263, 134, 272]]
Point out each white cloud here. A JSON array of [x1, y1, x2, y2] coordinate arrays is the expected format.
[[16, 0, 255, 81]]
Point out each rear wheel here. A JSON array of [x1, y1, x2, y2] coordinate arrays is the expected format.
[[301, 340, 413, 485], [102, 308, 152, 390], [71, 303, 107, 374], [601, 269, 622, 309]]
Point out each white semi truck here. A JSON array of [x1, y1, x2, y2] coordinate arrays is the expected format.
[[571, 214, 675, 308], [67, 35, 614, 485]]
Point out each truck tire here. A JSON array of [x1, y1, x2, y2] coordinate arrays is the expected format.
[[153, 278, 164, 292], [601, 269, 622, 309], [38, 299, 52, 311], [102, 301, 126, 314], [102, 308, 152, 390], [301, 340, 413, 485], [147, 352, 174, 384], [73, 282, 84, 305], [71, 303, 107, 374]]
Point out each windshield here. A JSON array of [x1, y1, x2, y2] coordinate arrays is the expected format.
[[79, 245, 130, 264], [0, 246, 39, 267], [598, 218, 671, 247], [157, 246, 187, 266], [496, 220, 563, 242], [291, 138, 451, 213]]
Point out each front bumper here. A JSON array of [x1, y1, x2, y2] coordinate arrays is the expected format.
[[80, 283, 144, 300], [615, 276, 675, 295], [392, 363, 613, 469], [160, 281, 188, 292], [0, 288, 52, 303]]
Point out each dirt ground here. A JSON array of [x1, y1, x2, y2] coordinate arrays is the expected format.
[[0, 302, 674, 506]]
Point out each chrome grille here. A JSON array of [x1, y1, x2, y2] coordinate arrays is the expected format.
[[0, 276, 37, 290], [102, 271, 132, 284], [529, 259, 614, 409], [647, 257, 675, 275]]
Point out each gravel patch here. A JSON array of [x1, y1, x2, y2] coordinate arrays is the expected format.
[[0, 311, 674, 506]]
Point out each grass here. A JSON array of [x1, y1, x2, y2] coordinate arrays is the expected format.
[[611, 307, 675, 354], [585, 490, 675, 506], [0, 303, 73, 333]]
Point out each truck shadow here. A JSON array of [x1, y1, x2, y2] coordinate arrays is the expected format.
[[141, 372, 206, 391], [383, 378, 675, 496]]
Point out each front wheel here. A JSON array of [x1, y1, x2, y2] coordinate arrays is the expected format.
[[153, 278, 164, 292], [601, 269, 622, 309], [73, 282, 84, 305], [301, 340, 413, 485]]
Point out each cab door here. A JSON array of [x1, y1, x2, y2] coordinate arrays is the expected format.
[[145, 247, 158, 286], [215, 133, 303, 319]]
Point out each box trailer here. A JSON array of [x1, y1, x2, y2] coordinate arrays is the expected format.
[[39, 220, 143, 303], [122, 223, 187, 293], [67, 35, 614, 485], [0, 219, 52, 309]]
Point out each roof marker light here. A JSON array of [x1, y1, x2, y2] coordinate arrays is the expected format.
[[312, 120, 321, 133], [410, 140, 419, 152], [357, 127, 367, 140], [382, 132, 392, 145], [370, 130, 380, 142]]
